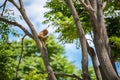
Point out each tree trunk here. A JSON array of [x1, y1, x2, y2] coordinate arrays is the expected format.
[[89, 0, 120, 80], [64, 0, 90, 80], [99, 64, 108, 80]]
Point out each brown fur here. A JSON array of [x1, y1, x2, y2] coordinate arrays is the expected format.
[[38, 29, 48, 45]]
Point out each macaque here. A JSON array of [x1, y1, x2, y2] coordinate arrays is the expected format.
[[38, 29, 48, 46]]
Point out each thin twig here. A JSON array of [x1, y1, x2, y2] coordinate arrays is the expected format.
[[15, 34, 26, 80], [0, 0, 7, 16]]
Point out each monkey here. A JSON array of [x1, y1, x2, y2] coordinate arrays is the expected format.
[[38, 29, 48, 46]]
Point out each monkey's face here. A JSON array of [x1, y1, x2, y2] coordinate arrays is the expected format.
[[43, 30, 48, 35]]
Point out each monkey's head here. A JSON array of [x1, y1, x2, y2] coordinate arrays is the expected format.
[[43, 29, 48, 35]]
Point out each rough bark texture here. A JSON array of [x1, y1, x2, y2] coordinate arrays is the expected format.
[[99, 65, 108, 80], [90, 0, 120, 80], [64, 0, 90, 80]]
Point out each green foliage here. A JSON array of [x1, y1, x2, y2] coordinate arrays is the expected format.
[[109, 37, 120, 61], [0, 9, 20, 42], [15, 36, 78, 80], [104, 0, 120, 16], [20, 56, 47, 80], [106, 13, 120, 37], [89, 67, 96, 80], [23, 70, 48, 80], [1, 35, 78, 80], [105, 10, 120, 61], [0, 41, 16, 80], [0, 22, 19, 42], [51, 54, 76, 80], [43, 0, 91, 43], [46, 35, 65, 56], [75, 67, 96, 80], [0, 32, 79, 79], [22, 39, 39, 57], [108, 0, 120, 10], [51, 54, 75, 72], [0, 18, 20, 79]]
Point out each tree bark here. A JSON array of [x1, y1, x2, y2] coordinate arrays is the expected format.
[[89, 0, 120, 80], [86, 42, 102, 80], [64, 0, 90, 80]]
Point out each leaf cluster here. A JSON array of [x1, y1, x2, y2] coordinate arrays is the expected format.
[[43, 0, 92, 43]]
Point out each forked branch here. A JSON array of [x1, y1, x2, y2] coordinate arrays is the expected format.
[[0, 17, 34, 39], [79, 0, 95, 13]]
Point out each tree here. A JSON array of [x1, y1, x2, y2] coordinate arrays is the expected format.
[[43, 0, 120, 80]]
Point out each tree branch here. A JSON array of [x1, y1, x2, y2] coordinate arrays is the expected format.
[[55, 72, 83, 80], [79, 0, 95, 13], [0, 17, 34, 39], [15, 34, 26, 80], [64, 0, 90, 80], [0, 0, 7, 8], [86, 40, 102, 80], [8, 0, 20, 10], [0, 0, 7, 16], [18, 0, 24, 9], [85, 0, 91, 6]]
